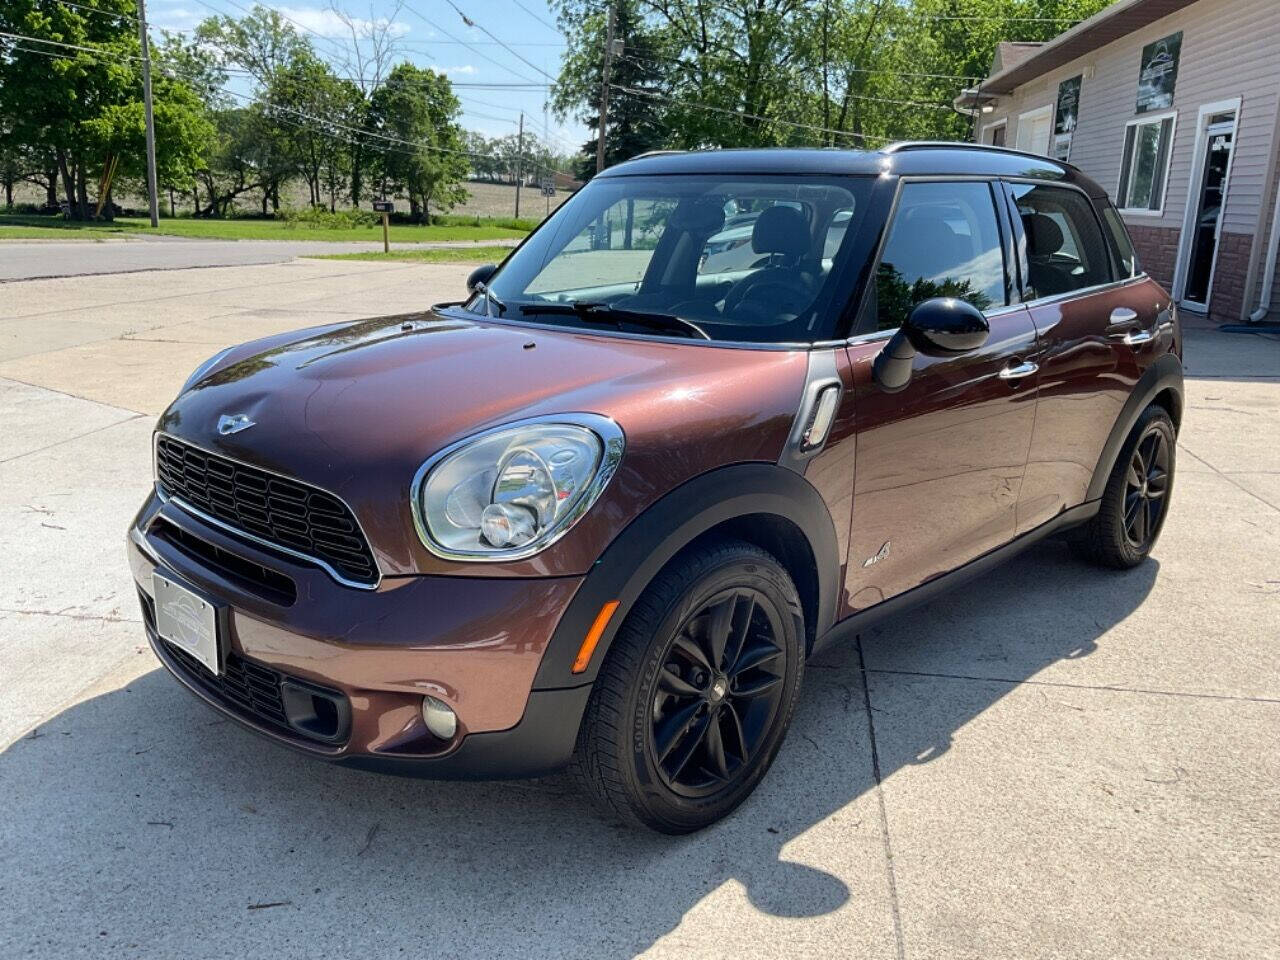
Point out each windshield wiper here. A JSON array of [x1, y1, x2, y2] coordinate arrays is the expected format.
[[516, 300, 710, 340]]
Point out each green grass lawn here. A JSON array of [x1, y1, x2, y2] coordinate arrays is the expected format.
[[0, 214, 528, 244], [306, 246, 515, 264]]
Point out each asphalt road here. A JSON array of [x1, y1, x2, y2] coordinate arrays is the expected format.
[[0, 237, 513, 282], [1, 258, 1278, 959]]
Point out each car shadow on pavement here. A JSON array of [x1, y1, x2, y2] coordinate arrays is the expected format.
[[1, 541, 1157, 958]]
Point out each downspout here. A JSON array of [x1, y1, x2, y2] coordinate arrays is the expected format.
[[1250, 177, 1280, 320]]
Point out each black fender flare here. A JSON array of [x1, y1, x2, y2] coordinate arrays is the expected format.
[[532, 462, 842, 691], [1085, 353, 1184, 502]]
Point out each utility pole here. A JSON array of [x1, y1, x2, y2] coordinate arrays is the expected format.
[[514, 111, 524, 219], [136, 0, 159, 227], [595, 3, 617, 174]]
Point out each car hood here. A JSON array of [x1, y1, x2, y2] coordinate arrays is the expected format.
[[157, 309, 808, 577]]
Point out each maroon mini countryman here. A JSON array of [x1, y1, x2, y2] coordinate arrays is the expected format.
[[127, 143, 1183, 832]]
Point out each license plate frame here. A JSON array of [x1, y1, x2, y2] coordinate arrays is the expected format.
[[152, 570, 224, 676]]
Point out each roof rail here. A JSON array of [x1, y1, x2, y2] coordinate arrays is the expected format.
[[629, 149, 687, 160], [883, 140, 1079, 170]]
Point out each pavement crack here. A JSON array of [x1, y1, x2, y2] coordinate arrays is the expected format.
[[857, 635, 907, 960], [867, 668, 1280, 705], [0, 606, 140, 625]]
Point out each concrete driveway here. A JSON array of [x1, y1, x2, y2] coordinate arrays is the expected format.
[[0, 259, 1277, 959]]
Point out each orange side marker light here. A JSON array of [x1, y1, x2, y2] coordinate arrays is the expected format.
[[572, 600, 620, 674]]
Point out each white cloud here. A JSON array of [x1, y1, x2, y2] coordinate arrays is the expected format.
[[438, 64, 477, 75], [277, 6, 411, 40]]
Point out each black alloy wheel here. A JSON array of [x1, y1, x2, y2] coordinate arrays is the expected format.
[[1122, 426, 1172, 551], [1070, 403, 1176, 569], [648, 587, 787, 798], [572, 539, 804, 833]]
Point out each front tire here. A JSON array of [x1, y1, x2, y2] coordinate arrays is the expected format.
[[572, 539, 804, 833], [1071, 404, 1176, 569]]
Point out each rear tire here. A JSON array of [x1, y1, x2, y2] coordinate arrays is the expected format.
[[1070, 404, 1176, 569], [571, 539, 804, 833]]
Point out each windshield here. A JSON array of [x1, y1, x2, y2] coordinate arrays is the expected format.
[[472, 173, 873, 344]]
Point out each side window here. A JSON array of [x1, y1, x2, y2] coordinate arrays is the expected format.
[[869, 181, 1007, 332], [1101, 203, 1140, 278], [1010, 184, 1113, 298]]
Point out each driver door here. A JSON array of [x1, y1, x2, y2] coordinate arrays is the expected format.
[[843, 179, 1040, 612]]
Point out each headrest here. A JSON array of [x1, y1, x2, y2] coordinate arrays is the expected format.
[[1023, 213, 1064, 256], [752, 205, 810, 258], [669, 198, 726, 235]]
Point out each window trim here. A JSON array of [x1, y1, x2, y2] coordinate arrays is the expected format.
[[1116, 109, 1178, 217], [982, 118, 1008, 147]]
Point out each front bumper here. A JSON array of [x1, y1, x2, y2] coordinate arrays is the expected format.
[[128, 491, 589, 778]]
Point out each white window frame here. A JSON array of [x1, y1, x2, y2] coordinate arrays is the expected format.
[[982, 118, 1008, 147], [1116, 109, 1178, 217], [1015, 105, 1054, 155], [1172, 97, 1243, 310]]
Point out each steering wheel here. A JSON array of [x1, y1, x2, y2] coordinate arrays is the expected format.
[[723, 267, 815, 324]]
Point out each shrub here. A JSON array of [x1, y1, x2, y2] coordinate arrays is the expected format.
[[280, 206, 378, 230]]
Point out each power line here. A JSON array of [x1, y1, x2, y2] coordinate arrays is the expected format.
[[619, 49, 977, 83], [51, 0, 140, 24], [399, 3, 544, 86], [610, 84, 895, 144], [438, 0, 557, 81], [512, 0, 562, 35]]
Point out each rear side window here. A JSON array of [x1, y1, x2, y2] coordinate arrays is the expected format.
[[868, 181, 1007, 332], [1010, 184, 1112, 298], [1101, 204, 1139, 278]]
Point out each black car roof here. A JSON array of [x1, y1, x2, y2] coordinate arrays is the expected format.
[[599, 142, 1109, 198]]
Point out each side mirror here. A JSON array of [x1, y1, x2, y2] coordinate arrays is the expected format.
[[873, 298, 990, 393], [466, 263, 498, 292]]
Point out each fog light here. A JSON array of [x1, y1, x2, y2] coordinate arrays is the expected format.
[[421, 695, 458, 740]]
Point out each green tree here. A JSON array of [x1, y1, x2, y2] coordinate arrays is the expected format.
[[0, 0, 214, 218], [367, 64, 468, 221], [552, 0, 671, 177]]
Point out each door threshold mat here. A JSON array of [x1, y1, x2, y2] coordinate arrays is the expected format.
[[1218, 323, 1280, 334]]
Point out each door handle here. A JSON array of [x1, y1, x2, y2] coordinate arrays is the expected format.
[[1106, 307, 1140, 337], [998, 360, 1039, 381]]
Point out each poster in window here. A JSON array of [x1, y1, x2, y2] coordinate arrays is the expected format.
[[1136, 32, 1182, 113], [1053, 75, 1082, 160]]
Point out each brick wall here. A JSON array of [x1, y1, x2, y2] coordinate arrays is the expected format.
[[1125, 223, 1181, 289], [1209, 231, 1254, 324], [1125, 224, 1256, 323]]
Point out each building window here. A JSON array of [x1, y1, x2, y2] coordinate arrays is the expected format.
[[1117, 112, 1176, 213]]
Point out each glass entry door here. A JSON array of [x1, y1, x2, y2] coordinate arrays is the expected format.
[[1182, 112, 1236, 308]]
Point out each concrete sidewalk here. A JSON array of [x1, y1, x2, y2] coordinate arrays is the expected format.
[[0, 260, 1277, 959]]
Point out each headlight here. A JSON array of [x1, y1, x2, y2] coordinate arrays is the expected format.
[[412, 415, 624, 561]]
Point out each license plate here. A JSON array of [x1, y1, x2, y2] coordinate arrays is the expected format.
[[152, 571, 222, 676]]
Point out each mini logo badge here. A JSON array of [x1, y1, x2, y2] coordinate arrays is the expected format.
[[862, 541, 891, 567], [217, 413, 255, 435]]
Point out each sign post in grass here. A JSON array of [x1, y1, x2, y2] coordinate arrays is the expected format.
[[373, 200, 394, 253]]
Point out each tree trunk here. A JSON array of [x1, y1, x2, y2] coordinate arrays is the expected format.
[[45, 165, 58, 207], [55, 149, 77, 218], [169, 188, 175, 219], [261, 191, 269, 217], [3, 180, 11, 208], [75, 161, 89, 218]]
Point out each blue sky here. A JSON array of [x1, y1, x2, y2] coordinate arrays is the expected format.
[[147, 0, 587, 153]]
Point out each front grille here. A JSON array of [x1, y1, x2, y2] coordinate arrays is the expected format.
[[150, 517, 297, 606], [155, 435, 378, 586]]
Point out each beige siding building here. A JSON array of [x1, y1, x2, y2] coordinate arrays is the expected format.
[[957, 0, 1280, 324]]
